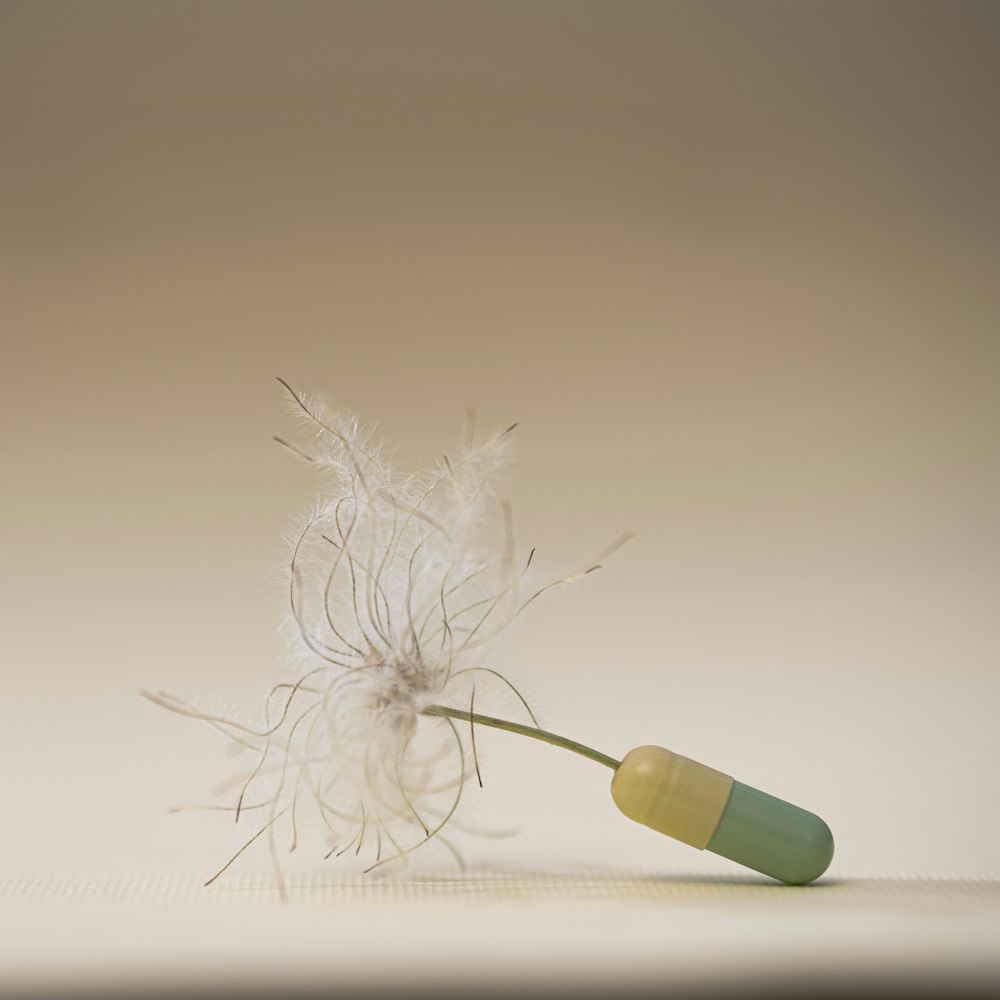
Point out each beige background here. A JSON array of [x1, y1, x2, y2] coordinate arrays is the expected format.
[[2, 1, 999, 993]]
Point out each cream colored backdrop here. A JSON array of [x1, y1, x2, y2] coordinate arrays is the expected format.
[[3, 1, 999, 900]]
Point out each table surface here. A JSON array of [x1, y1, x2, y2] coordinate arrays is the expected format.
[[3, 871, 998, 998]]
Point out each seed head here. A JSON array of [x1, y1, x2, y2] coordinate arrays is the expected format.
[[144, 381, 628, 889]]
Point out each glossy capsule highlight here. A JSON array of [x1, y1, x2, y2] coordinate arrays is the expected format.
[[610, 745, 834, 885]]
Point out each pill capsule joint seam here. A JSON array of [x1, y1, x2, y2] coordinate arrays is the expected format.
[[703, 776, 736, 848], [610, 745, 735, 850]]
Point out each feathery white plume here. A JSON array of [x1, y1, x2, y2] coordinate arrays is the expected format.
[[144, 381, 630, 889]]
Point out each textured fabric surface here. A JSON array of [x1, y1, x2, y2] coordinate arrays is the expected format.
[[3, 874, 998, 996]]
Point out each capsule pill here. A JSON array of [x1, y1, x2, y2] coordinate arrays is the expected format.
[[611, 745, 834, 885]]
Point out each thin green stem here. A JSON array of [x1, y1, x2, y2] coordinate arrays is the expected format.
[[423, 704, 620, 771]]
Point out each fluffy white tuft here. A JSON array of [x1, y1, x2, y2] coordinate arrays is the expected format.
[[144, 381, 629, 891]]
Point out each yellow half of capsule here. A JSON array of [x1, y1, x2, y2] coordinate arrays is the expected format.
[[610, 745, 734, 849]]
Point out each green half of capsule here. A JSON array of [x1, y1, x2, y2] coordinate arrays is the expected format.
[[610, 745, 834, 885]]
